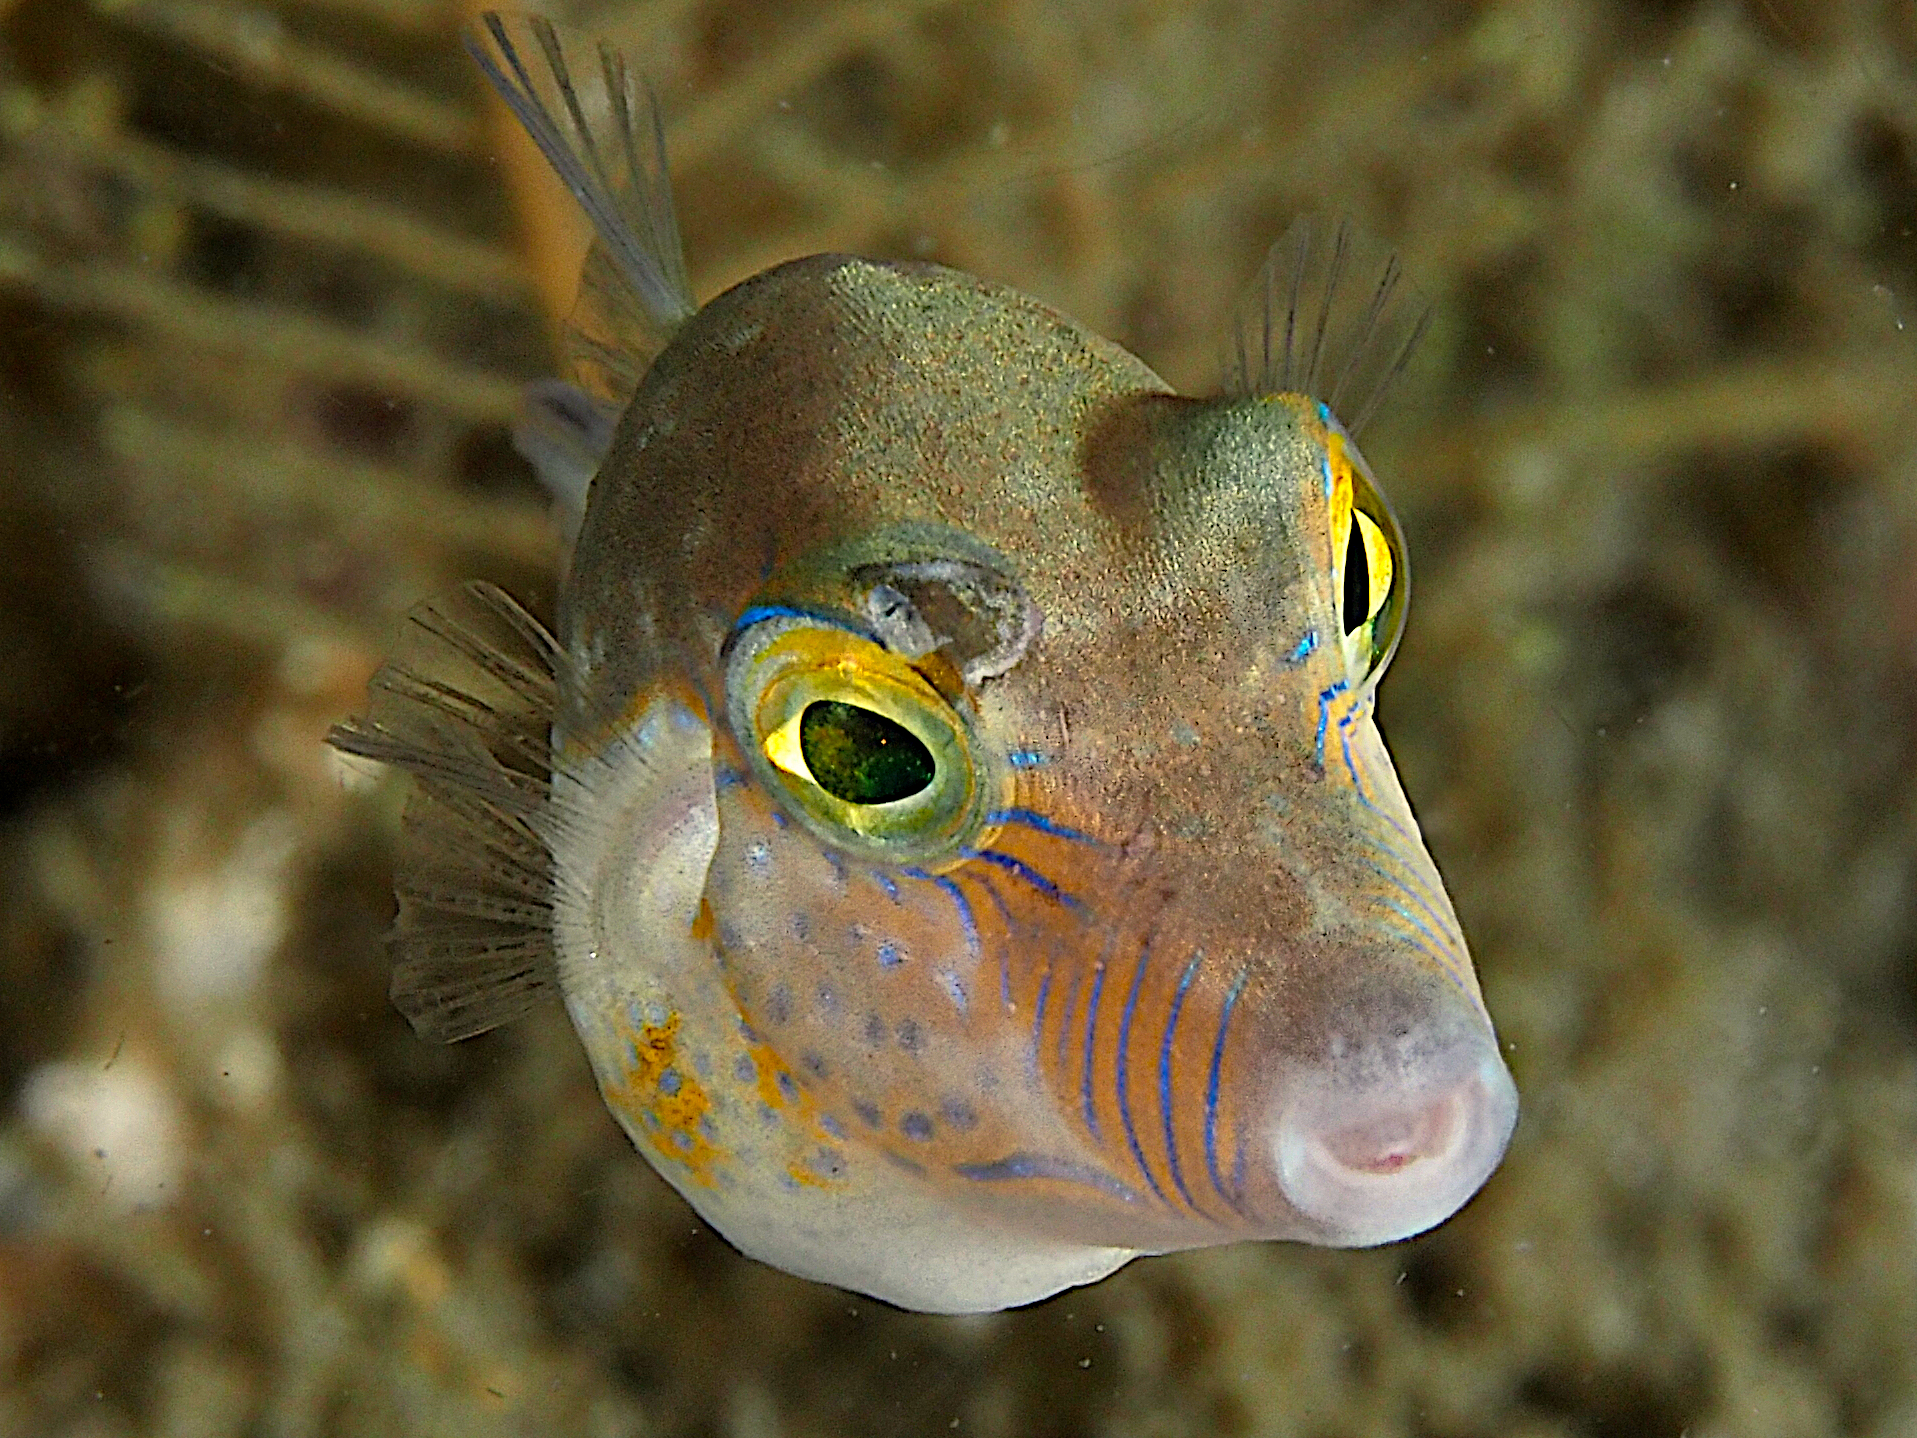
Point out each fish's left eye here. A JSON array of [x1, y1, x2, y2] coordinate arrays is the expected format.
[[1327, 433, 1408, 684], [1341, 510, 1392, 639], [725, 620, 1002, 864]]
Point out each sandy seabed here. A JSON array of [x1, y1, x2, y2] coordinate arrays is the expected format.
[[1, 0, 1915, 1434]]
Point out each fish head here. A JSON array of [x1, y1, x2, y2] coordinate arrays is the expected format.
[[558, 257, 1513, 1265]]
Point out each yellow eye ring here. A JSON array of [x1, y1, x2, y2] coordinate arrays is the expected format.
[[1324, 428, 1408, 685], [724, 620, 1006, 864]]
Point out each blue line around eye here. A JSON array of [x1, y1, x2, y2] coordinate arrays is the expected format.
[[1206, 969, 1252, 1213], [1314, 680, 1349, 774], [872, 870, 900, 903], [984, 808, 1101, 845], [714, 764, 748, 790], [1160, 952, 1203, 1212], [1007, 749, 1050, 768], [721, 604, 877, 657], [952, 1154, 1142, 1205], [1117, 940, 1169, 1205], [965, 849, 1082, 910], [1288, 630, 1319, 664], [1080, 961, 1106, 1139]]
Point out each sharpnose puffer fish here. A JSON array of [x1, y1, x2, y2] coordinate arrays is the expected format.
[[331, 15, 1517, 1314]]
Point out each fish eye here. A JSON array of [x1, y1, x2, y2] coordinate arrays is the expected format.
[[766, 700, 935, 804], [1327, 433, 1409, 684], [725, 619, 1002, 863]]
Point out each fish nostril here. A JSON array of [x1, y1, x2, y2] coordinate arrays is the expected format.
[[1275, 1044, 1517, 1246]]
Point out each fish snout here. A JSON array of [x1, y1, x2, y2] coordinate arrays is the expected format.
[[1269, 990, 1516, 1246]]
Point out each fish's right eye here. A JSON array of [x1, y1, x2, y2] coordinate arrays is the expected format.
[[766, 700, 935, 805], [723, 620, 1004, 865]]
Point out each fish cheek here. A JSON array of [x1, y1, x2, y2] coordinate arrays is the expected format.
[[547, 702, 736, 1188], [700, 777, 980, 1142]]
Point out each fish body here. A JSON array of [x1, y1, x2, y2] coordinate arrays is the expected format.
[[332, 17, 1516, 1314]]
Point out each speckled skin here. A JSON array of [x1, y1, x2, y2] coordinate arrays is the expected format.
[[548, 255, 1515, 1311]]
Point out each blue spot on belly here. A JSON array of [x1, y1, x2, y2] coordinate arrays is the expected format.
[[765, 984, 792, 1024], [854, 1099, 881, 1128], [901, 1112, 935, 1142], [897, 1018, 924, 1055], [941, 1097, 979, 1130], [821, 1113, 846, 1139], [777, 1070, 799, 1103], [877, 939, 905, 969], [658, 1067, 683, 1096], [734, 1054, 757, 1085]]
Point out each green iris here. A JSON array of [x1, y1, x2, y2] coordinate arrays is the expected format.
[[799, 700, 935, 804]]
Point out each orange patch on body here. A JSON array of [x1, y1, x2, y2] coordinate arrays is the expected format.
[[785, 1160, 837, 1190], [742, 1037, 848, 1190], [600, 1011, 727, 1187]]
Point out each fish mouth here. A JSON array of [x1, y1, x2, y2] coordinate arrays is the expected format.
[[1272, 1035, 1517, 1246]]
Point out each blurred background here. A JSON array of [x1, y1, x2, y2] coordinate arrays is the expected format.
[[1, 0, 1914, 1434]]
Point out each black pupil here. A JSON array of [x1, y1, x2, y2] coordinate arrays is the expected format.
[[799, 701, 935, 805], [1342, 520, 1370, 635]]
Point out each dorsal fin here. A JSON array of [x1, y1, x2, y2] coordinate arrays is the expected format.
[[1224, 216, 1432, 436], [467, 12, 696, 405]]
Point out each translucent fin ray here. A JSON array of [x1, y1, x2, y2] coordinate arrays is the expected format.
[[1224, 216, 1432, 436], [328, 582, 563, 1042], [468, 12, 695, 403]]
